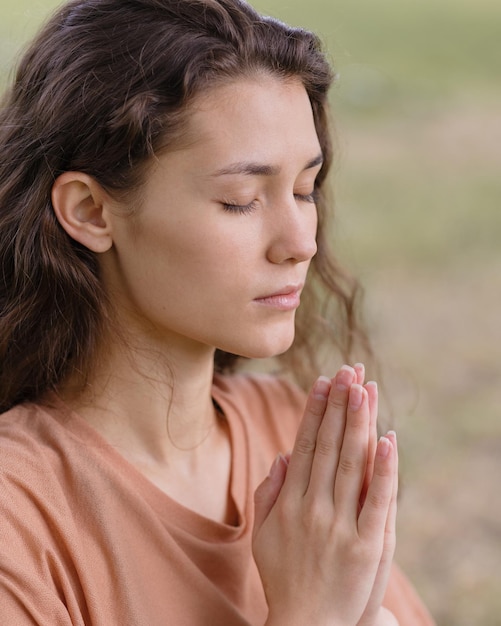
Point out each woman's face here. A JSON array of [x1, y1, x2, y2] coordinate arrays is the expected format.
[[102, 76, 322, 359]]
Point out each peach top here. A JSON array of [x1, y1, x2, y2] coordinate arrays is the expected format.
[[0, 374, 434, 625]]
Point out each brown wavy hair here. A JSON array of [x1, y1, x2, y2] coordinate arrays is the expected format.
[[0, 0, 370, 413]]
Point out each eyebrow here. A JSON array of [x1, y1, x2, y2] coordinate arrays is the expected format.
[[210, 152, 324, 177]]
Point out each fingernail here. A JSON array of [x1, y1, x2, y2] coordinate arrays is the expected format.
[[365, 381, 377, 392], [336, 365, 353, 390], [354, 362, 365, 377], [348, 384, 364, 410], [313, 376, 331, 399], [386, 430, 397, 443], [269, 454, 284, 478], [377, 436, 391, 458]]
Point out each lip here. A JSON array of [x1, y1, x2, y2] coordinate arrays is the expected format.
[[253, 284, 304, 311]]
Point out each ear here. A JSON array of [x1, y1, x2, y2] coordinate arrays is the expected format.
[[52, 172, 113, 253]]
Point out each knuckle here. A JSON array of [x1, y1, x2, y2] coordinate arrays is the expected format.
[[334, 528, 375, 564], [294, 435, 316, 456], [337, 455, 359, 475], [326, 394, 347, 411], [315, 435, 336, 457], [334, 523, 355, 551], [302, 499, 331, 527], [307, 398, 326, 419], [346, 413, 367, 431], [374, 461, 393, 478], [366, 491, 389, 510]]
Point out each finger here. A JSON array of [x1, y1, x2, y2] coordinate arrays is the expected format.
[[357, 433, 398, 623], [384, 431, 399, 548], [365, 381, 378, 444], [282, 376, 331, 497], [357, 435, 395, 540], [253, 454, 289, 538], [306, 365, 357, 498], [354, 362, 365, 385], [333, 383, 371, 521], [360, 381, 378, 507]]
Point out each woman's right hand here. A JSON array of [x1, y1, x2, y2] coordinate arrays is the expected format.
[[253, 365, 398, 626]]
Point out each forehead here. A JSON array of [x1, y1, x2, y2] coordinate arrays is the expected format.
[[178, 76, 322, 170]]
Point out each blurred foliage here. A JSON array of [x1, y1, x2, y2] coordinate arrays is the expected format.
[[254, 0, 501, 102]]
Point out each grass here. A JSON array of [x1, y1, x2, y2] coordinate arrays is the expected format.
[[2, 1, 501, 624]]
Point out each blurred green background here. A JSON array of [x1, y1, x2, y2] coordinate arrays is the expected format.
[[2, 1, 500, 624]]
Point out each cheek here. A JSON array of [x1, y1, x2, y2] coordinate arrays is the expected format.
[[116, 204, 262, 310], [169, 215, 260, 270], [145, 222, 248, 301]]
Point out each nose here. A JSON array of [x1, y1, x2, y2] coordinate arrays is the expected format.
[[266, 196, 318, 265]]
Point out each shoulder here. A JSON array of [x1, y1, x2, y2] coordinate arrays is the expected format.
[[0, 404, 69, 565], [0, 402, 68, 505], [0, 399, 89, 523], [0, 402, 54, 473], [0, 404, 80, 624]]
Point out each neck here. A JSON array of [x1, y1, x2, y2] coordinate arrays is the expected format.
[[59, 318, 237, 525], [61, 329, 220, 464]]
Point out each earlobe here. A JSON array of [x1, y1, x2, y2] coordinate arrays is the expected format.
[[52, 172, 113, 253]]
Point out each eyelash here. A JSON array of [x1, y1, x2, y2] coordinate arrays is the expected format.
[[222, 200, 258, 215], [222, 191, 318, 215]]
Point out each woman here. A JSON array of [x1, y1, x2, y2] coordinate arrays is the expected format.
[[0, 0, 435, 624]]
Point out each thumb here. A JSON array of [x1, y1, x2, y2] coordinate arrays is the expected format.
[[253, 454, 288, 536]]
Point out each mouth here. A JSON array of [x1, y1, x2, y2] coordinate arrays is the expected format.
[[253, 284, 303, 311]]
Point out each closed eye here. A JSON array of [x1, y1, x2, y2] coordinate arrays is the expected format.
[[222, 190, 318, 214], [294, 190, 318, 204], [222, 200, 258, 215]]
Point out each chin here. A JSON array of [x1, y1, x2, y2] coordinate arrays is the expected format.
[[231, 331, 295, 360], [213, 317, 296, 360]]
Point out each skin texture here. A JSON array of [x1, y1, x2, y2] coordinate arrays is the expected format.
[[77, 75, 320, 360], [51, 76, 398, 624]]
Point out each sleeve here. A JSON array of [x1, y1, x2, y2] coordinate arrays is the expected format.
[[384, 563, 436, 626]]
